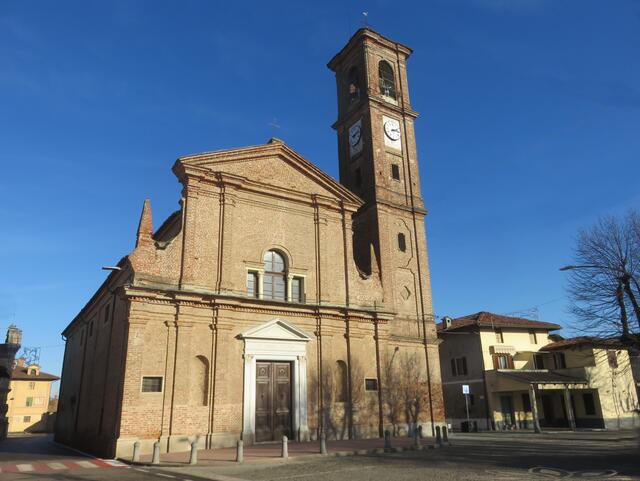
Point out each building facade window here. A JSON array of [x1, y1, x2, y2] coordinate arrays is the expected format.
[[583, 392, 596, 415], [378, 60, 396, 99], [607, 350, 618, 369], [141, 376, 163, 393], [26, 397, 33, 407], [398, 233, 406, 252], [28, 382, 35, 390], [494, 328, 504, 343], [246, 271, 258, 298], [553, 352, 566, 369], [391, 164, 400, 180], [534, 353, 545, 369], [529, 330, 537, 344], [365, 378, 378, 391], [263, 250, 286, 301], [23, 416, 31, 423], [291, 276, 304, 303], [493, 354, 514, 369], [450, 357, 468, 376]]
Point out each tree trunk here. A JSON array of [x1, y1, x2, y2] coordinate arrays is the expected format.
[[621, 275, 640, 331], [616, 282, 630, 336]]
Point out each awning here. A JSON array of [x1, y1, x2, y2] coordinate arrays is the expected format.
[[490, 345, 516, 355], [497, 370, 587, 385]]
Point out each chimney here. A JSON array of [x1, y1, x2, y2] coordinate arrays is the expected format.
[[443, 316, 453, 329]]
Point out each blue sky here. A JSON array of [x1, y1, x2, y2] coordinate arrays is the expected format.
[[1, 0, 639, 382]]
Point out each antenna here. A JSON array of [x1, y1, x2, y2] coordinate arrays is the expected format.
[[267, 118, 282, 140]]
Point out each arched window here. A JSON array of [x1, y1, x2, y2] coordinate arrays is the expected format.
[[193, 355, 209, 406], [398, 233, 407, 252], [378, 60, 396, 99], [263, 250, 286, 301], [336, 360, 348, 402], [348, 66, 360, 104]]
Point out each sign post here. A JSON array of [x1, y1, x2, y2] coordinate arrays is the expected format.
[[462, 384, 470, 431]]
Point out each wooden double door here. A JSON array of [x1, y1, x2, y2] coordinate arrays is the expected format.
[[255, 361, 292, 442]]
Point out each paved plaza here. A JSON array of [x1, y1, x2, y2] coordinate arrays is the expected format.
[[0, 431, 638, 480]]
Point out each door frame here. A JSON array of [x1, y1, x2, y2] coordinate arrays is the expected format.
[[239, 319, 311, 444]]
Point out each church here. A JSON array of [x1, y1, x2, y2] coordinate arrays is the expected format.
[[55, 28, 445, 458]]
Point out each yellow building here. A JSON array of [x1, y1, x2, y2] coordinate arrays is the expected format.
[[438, 312, 640, 431], [8, 360, 59, 433]]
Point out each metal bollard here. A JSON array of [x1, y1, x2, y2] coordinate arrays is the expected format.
[[384, 429, 392, 452], [151, 440, 161, 464], [443, 426, 450, 446], [281, 435, 288, 458], [320, 432, 327, 455], [189, 439, 198, 465], [435, 426, 443, 448], [413, 426, 421, 448], [132, 441, 140, 463], [236, 440, 244, 463]]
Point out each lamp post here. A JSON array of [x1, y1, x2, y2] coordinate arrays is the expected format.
[[559, 264, 640, 333]]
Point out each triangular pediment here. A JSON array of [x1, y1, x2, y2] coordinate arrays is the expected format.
[[239, 318, 312, 342], [174, 139, 362, 206]]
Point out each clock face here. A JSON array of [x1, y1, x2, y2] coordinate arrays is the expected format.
[[384, 119, 401, 141], [349, 123, 362, 147]]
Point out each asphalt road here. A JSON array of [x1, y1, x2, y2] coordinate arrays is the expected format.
[[1, 431, 638, 481]]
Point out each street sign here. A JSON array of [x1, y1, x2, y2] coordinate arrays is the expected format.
[[462, 384, 470, 394]]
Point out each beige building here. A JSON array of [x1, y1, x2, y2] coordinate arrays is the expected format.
[[7, 360, 59, 433], [55, 28, 445, 458], [438, 312, 640, 431]]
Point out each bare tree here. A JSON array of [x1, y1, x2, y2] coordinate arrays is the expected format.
[[382, 349, 427, 436], [563, 210, 640, 346]]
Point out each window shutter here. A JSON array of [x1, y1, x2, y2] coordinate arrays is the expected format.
[[492, 354, 499, 370], [462, 357, 468, 375], [451, 358, 457, 376]]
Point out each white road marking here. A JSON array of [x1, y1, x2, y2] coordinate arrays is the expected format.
[[102, 459, 128, 467], [16, 464, 35, 472], [75, 460, 98, 468], [156, 474, 175, 479], [47, 462, 68, 470]]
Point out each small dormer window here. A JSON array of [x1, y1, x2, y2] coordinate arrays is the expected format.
[[378, 60, 396, 100], [27, 366, 39, 376]]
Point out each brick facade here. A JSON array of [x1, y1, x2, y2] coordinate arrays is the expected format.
[[55, 28, 445, 458]]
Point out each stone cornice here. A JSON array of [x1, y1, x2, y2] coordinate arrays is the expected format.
[[327, 28, 412, 72], [122, 285, 393, 324]]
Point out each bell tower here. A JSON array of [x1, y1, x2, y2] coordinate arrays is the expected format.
[[328, 28, 433, 335]]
